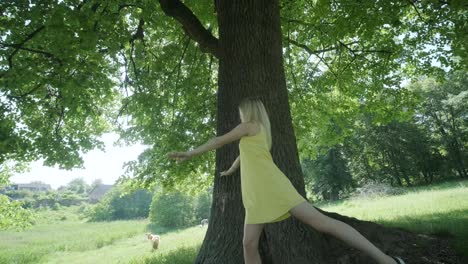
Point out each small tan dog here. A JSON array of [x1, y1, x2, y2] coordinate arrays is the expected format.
[[146, 233, 160, 250]]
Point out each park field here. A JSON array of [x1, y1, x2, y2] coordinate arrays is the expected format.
[[0, 179, 466, 263], [0, 204, 206, 264]]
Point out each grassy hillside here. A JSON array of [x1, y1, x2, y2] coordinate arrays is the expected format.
[[316, 179, 468, 257]]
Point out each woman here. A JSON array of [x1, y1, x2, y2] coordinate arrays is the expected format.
[[167, 97, 404, 264]]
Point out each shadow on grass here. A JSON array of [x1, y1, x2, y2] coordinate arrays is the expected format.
[[374, 208, 468, 258]]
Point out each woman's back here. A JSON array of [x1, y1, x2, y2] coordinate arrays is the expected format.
[[239, 122, 271, 161], [238, 122, 306, 224]]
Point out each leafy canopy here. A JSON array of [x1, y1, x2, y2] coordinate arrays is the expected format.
[[0, 0, 465, 192]]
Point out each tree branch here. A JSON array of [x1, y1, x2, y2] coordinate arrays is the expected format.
[[54, 104, 65, 140], [407, 0, 425, 21], [7, 82, 43, 100], [281, 18, 335, 28], [1, 43, 63, 66], [4, 26, 46, 68], [287, 38, 338, 54], [287, 38, 337, 77], [131, 18, 145, 42], [338, 40, 392, 56], [129, 41, 141, 92], [170, 37, 191, 128], [159, 0, 219, 58]]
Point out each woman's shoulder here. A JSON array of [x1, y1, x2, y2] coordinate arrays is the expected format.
[[243, 121, 262, 137]]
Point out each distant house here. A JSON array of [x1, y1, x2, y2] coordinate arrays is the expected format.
[[10, 183, 51, 192], [88, 184, 113, 203]]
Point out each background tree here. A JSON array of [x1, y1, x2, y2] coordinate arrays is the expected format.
[[302, 146, 354, 201], [65, 177, 90, 195], [148, 189, 212, 228], [194, 189, 212, 221], [0, 162, 33, 230], [410, 72, 468, 178], [90, 179, 104, 192], [333, 72, 467, 189], [86, 187, 153, 221], [149, 191, 196, 228]]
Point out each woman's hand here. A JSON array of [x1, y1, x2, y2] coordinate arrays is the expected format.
[[220, 169, 233, 177], [167, 151, 192, 163]]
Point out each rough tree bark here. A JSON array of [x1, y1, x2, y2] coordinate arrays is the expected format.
[[160, 0, 464, 263]]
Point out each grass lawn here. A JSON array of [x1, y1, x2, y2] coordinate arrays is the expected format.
[[46, 226, 206, 264], [0, 214, 207, 264], [0, 179, 466, 263], [0, 201, 208, 264], [315, 179, 468, 258], [0, 219, 148, 264]]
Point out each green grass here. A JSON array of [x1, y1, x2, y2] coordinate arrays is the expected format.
[[128, 245, 201, 264], [127, 227, 205, 264], [0, 205, 207, 264], [32, 205, 84, 224], [0, 219, 149, 264], [0, 180, 467, 263], [316, 179, 468, 257], [44, 226, 206, 264]]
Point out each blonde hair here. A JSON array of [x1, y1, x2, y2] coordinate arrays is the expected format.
[[238, 97, 272, 150]]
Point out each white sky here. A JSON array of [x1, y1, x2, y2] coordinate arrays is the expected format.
[[10, 133, 148, 189]]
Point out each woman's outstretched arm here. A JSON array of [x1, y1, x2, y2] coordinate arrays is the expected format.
[[167, 122, 253, 162], [220, 155, 240, 176]]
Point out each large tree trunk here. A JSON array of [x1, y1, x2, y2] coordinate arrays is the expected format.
[[194, 1, 463, 263], [195, 1, 324, 262]]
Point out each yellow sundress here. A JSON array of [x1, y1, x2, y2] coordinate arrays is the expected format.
[[239, 123, 307, 224]]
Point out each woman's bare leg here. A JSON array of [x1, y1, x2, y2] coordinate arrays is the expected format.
[[243, 223, 265, 264], [289, 201, 398, 264]]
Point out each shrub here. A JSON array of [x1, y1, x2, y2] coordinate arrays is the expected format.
[[149, 190, 212, 229], [350, 182, 405, 199], [86, 187, 153, 221], [149, 192, 196, 228]]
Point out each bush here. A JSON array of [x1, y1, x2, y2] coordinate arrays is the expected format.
[[4, 190, 87, 209], [85, 187, 153, 221], [51, 202, 61, 211], [350, 182, 405, 199], [86, 201, 115, 221], [110, 189, 152, 220], [149, 190, 212, 229], [302, 148, 355, 201], [149, 192, 196, 228], [194, 192, 211, 221]]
